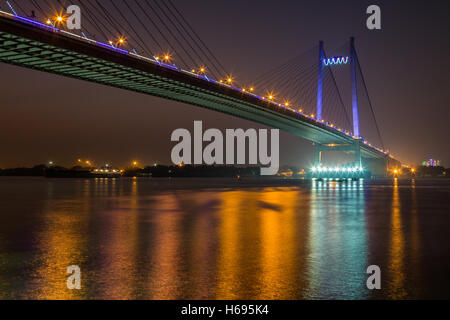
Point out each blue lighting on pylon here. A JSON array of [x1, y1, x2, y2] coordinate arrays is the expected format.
[[323, 57, 349, 66]]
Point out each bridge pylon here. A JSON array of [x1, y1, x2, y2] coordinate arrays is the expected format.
[[316, 41, 325, 122], [350, 37, 360, 138], [311, 38, 367, 179]]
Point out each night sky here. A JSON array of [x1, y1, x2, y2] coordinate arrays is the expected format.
[[0, 0, 449, 169]]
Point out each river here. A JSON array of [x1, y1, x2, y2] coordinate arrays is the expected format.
[[0, 177, 449, 299]]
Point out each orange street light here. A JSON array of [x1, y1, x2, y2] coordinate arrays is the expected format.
[[163, 53, 171, 62]]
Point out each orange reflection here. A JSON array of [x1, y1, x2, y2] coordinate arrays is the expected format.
[[388, 178, 407, 298], [186, 191, 219, 299], [148, 193, 182, 299], [95, 179, 139, 299], [215, 188, 308, 299], [216, 190, 245, 299], [30, 181, 89, 299], [409, 179, 422, 297], [259, 189, 299, 299]]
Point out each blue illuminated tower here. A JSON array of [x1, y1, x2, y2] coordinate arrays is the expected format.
[[316, 41, 325, 121], [313, 38, 363, 172], [350, 37, 360, 138]]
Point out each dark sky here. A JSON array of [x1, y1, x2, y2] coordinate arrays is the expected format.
[[0, 0, 449, 169]]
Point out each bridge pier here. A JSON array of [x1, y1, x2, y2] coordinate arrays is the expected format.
[[312, 140, 368, 179], [314, 140, 362, 168]]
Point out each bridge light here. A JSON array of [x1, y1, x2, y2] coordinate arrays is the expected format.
[[118, 37, 125, 45], [46, 19, 52, 25], [284, 101, 290, 107], [226, 76, 233, 84], [266, 92, 275, 100], [199, 67, 206, 74], [249, 87, 254, 92]]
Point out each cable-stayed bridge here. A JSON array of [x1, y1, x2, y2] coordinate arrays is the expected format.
[[0, 1, 401, 177]]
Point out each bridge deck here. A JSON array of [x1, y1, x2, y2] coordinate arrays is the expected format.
[[0, 13, 388, 160]]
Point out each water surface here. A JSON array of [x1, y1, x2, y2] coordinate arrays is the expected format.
[[0, 177, 449, 299]]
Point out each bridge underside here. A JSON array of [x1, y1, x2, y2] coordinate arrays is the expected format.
[[0, 15, 389, 161]]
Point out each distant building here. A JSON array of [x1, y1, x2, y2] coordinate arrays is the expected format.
[[422, 158, 441, 167]]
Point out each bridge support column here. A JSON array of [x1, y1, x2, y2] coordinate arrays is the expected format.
[[314, 143, 322, 167], [313, 140, 362, 169], [354, 139, 362, 168]]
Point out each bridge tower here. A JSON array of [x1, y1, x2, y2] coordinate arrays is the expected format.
[[350, 37, 360, 138], [316, 41, 325, 122], [313, 38, 363, 176]]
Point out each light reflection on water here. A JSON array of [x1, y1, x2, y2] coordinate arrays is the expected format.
[[307, 180, 368, 299], [0, 177, 449, 300]]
